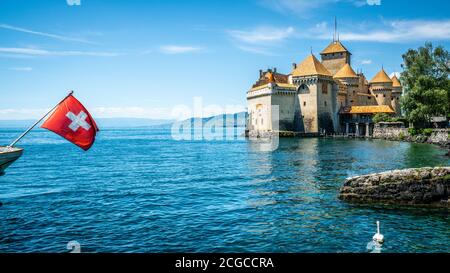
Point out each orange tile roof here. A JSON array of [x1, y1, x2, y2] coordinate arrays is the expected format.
[[340, 105, 395, 114], [334, 63, 358, 78], [370, 69, 393, 84], [391, 75, 402, 87], [292, 54, 332, 77], [320, 41, 350, 54]]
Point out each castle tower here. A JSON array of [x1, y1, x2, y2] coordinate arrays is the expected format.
[[390, 75, 402, 116], [320, 41, 351, 75], [369, 68, 393, 107], [334, 63, 359, 107], [291, 54, 335, 134]]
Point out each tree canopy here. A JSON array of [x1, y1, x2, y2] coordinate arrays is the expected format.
[[400, 42, 450, 126]]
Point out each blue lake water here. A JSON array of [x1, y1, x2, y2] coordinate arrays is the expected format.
[[0, 128, 449, 253]]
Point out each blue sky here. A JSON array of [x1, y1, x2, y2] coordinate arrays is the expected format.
[[1, 0, 450, 120]]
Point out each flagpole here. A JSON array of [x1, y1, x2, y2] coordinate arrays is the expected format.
[[8, 90, 74, 147]]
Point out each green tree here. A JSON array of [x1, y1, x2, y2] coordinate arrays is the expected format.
[[400, 42, 450, 127], [372, 113, 390, 123]]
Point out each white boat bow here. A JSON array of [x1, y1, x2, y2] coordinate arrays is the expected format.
[[0, 146, 24, 175]]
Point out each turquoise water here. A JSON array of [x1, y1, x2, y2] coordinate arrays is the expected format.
[[0, 128, 449, 253]]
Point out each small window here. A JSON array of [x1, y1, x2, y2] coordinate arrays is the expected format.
[[397, 97, 399, 100], [383, 94, 386, 97], [324, 101, 327, 106], [322, 84, 328, 94], [376, 94, 378, 98], [368, 97, 371, 100], [303, 101, 306, 106]]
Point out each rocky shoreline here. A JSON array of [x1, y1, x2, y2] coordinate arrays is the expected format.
[[339, 167, 450, 207], [372, 126, 450, 156]]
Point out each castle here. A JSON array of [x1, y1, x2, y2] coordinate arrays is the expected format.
[[246, 37, 403, 137]]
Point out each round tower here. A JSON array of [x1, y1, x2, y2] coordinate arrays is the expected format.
[[390, 75, 402, 116], [369, 68, 393, 106]]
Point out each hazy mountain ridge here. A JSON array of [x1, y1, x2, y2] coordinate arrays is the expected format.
[[0, 113, 247, 129]]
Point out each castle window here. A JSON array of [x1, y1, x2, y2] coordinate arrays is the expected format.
[[383, 94, 386, 97], [368, 97, 371, 100], [397, 97, 399, 100], [324, 101, 327, 106], [303, 101, 306, 106], [376, 94, 378, 98], [299, 84, 309, 94], [322, 83, 328, 94], [391, 97, 394, 101]]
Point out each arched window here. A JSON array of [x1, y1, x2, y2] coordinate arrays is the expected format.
[[298, 84, 309, 94]]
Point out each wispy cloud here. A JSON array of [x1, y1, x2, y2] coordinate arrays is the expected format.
[[9, 67, 32, 71], [360, 59, 372, 65], [339, 20, 450, 42], [228, 26, 294, 44], [303, 19, 450, 43], [159, 45, 203, 54], [0, 47, 120, 57], [389, 72, 400, 78], [227, 26, 294, 55], [0, 24, 94, 44]]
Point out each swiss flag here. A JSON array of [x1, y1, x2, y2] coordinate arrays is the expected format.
[[41, 95, 99, 151]]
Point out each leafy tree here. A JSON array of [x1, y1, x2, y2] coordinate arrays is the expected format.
[[400, 42, 450, 127], [372, 113, 390, 123]]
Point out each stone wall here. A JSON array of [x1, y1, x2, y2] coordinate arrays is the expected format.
[[373, 124, 449, 147], [372, 123, 407, 139], [339, 167, 450, 206]]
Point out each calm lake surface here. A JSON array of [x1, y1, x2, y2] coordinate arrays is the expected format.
[[0, 128, 449, 253]]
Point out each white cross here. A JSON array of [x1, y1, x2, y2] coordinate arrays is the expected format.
[[66, 111, 91, 132]]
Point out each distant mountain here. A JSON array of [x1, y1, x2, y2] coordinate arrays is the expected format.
[[0, 112, 247, 129], [178, 112, 248, 128], [0, 118, 174, 129]]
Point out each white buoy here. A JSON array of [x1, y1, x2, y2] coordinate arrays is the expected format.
[[372, 221, 384, 244]]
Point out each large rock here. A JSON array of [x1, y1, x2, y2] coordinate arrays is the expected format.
[[339, 167, 450, 206]]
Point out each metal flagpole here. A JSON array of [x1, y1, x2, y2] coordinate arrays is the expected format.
[[8, 90, 74, 147]]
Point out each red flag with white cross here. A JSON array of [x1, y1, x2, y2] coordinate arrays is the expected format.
[[41, 94, 99, 151]]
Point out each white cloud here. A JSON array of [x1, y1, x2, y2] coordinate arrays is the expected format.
[[228, 26, 294, 44], [9, 67, 32, 71], [0, 24, 94, 44], [227, 26, 294, 55], [340, 20, 450, 42], [389, 72, 400, 78], [0, 47, 120, 57], [159, 45, 203, 54], [360, 59, 372, 65]]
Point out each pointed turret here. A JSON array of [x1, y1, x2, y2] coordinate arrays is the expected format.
[[292, 54, 332, 77], [391, 75, 401, 87], [370, 68, 392, 84], [334, 63, 358, 79]]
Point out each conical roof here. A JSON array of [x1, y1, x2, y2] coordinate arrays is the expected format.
[[320, 41, 350, 55], [292, 54, 332, 77], [370, 68, 392, 84], [334, 63, 358, 78], [391, 75, 402, 87]]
